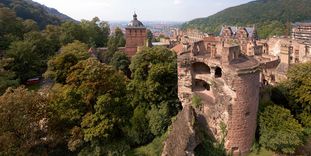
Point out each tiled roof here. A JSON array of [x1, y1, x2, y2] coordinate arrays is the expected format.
[[171, 44, 184, 54]]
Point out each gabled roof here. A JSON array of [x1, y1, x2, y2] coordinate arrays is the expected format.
[[171, 43, 184, 54], [220, 26, 256, 38]]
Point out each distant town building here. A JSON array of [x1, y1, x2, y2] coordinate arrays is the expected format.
[[220, 25, 258, 56], [292, 22, 311, 46], [220, 25, 257, 40], [125, 13, 147, 57]]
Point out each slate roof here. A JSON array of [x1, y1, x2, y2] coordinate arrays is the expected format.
[[220, 26, 256, 38], [127, 13, 145, 28]]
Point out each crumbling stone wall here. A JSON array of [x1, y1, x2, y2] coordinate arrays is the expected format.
[[175, 45, 260, 156], [162, 106, 200, 156]]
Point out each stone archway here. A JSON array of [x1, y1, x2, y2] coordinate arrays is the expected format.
[[193, 79, 210, 91], [192, 62, 211, 74]]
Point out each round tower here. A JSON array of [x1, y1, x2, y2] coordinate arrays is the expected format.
[[226, 69, 260, 155], [176, 40, 260, 155]]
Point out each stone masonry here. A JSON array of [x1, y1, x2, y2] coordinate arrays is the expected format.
[[176, 39, 260, 155], [125, 13, 147, 57]]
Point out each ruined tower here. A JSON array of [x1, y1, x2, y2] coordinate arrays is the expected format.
[[177, 40, 260, 155], [125, 13, 147, 57]]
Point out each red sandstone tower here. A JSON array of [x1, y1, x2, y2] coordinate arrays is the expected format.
[[175, 40, 260, 155], [125, 13, 147, 57]]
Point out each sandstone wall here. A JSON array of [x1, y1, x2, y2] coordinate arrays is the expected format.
[[226, 71, 260, 155], [162, 106, 200, 156], [125, 28, 147, 57]]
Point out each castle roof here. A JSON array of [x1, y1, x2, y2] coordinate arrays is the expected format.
[[127, 13, 145, 28], [220, 26, 256, 38]]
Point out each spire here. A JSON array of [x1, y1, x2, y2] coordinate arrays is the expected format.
[[133, 12, 137, 20]]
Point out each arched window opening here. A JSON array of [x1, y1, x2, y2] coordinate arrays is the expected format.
[[215, 67, 222, 78], [194, 79, 210, 91], [192, 62, 211, 74]]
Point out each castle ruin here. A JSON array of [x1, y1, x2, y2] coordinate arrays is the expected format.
[[164, 26, 263, 156]]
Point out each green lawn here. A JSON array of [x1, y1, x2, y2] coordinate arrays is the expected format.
[[248, 148, 274, 156]]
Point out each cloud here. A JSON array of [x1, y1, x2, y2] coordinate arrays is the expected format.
[[173, 0, 182, 5]]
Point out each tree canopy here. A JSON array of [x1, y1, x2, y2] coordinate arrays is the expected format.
[[44, 41, 90, 84], [0, 87, 50, 155], [49, 58, 130, 155], [259, 105, 304, 154], [286, 62, 311, 113], [127, 47, 181, 144]]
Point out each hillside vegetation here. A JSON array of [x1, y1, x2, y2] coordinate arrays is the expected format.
[[0, 0, 75, 29], [182, 0, 311, 38]]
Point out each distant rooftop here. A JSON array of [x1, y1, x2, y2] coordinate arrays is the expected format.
[[152, 42, 170, 46], [292, 22, 311, 27], [220, 26, 256, 38]]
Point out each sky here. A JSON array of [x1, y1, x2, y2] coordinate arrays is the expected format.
[[33, 0, 253, 22]]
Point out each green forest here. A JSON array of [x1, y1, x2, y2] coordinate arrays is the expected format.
[[0, 1, 311, 155], [182, 0, 311, 39], [0, 5, 182, 155], [0, 0, 75, 29]]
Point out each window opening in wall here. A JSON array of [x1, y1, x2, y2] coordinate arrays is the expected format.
[[231, 147, 240, 155], [295, 58, 299, 63], [194, 79, 210, 91], [215, 67, 222, 78], [245, 112, 250, 117], [192, 62, 211, 74]]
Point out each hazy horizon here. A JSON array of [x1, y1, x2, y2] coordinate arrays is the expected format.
[[32, 0, 253, 22]]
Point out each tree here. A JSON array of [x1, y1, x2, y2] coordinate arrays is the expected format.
[[43, 24, 62, 52], [259, 105, 304, 154], [24, 31, 56, 59], [59, 21, 85, 46], [286, 63, 311, 113], [299, 111, 311, 128], [127, 47, 181, 145], [44, 41, 90, 84], [147, 29, 154, 42], [5, 29, 61, 83], [80, 17, 110, 47], [6, 40, 42, 82], [110, 51, 130, 76], [104, 27, 126, 64], [22, 19, 39, 33], [99, 21, 110, 47], [49, 58, 130, 154], [0, 6, 23, 49], [0, 58, 19, 95], [114, 27, 126, 47], [128, 105, 153, 145], [107, 36, 119, 54], [147, 104, 170, 136], [0, 87, 49, 155]]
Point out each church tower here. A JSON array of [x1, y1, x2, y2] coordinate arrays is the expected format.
[[125, 13, 147, 57]]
